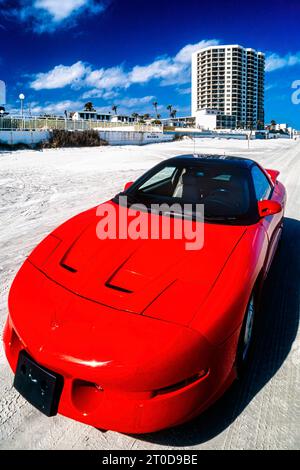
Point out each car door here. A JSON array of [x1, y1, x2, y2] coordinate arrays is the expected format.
[[251, 165, 283, 277]]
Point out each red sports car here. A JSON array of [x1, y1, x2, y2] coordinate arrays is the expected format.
[[3, 154, 286, 433]]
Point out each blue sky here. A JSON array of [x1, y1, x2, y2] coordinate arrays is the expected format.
[[1, 0, 300, 127]]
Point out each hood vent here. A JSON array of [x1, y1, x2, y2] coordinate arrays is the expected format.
[[105, 281, 133, 294], [60, 262, 77, 273]]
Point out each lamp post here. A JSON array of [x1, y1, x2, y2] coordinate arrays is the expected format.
[[0, 109, 4, 131], [19, 93, 25, 117]]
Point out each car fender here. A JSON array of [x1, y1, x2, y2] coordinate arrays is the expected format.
[[191, 223, 268, 345]]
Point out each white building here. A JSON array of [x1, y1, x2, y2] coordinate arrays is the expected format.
[[193, 108, 237, 131], [275, 123, 288, 131], [0, 80, 6, 106], [160, 116, 196, 127], [72, 110, 134, 124], [191, 45, 265, 130], [110, 114, 135, 124], [72, 110, 110, 121]]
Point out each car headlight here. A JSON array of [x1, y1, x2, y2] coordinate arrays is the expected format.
[[152, 369, 209, 397]]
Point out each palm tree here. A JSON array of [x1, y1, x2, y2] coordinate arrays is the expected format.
[[166, 104, 173, 116], [157, 114, 161, 120], [131, 112, 139, 122], [170, 109, 177, 118], [143, 113, 150, 120], [112, 105, 118, 115], [153, 101, 158, 118], [84, 102, 95, 112]]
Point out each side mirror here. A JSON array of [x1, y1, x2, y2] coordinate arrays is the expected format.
[[124, 181, 134, 191], [265, 169, 280, 184], [258, 200, 282, 218]]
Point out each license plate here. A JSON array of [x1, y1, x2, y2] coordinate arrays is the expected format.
[[14, 350, 64, 417]]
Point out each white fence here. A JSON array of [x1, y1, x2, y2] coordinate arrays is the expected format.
[[0, 116, 162, 133]]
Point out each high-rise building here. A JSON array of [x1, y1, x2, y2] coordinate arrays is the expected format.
[[191, 45, 265, 130]]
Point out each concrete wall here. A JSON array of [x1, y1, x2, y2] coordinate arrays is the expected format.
[[268, 133, 291, 139], [0, 129, 173, 147], [99, 131, 173, 146], [0, 130, 50, 146]]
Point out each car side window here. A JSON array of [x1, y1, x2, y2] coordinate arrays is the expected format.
[[251, 165, 272, 201], [139, 166, 176, 191]]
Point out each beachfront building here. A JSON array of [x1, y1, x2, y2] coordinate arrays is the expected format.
[[72, 110, 135, 124], [160, 116, 196, 128], [275, 123, 289, 132], [72, 110, 111, 121], [193, 108, 237, 131], [110, 114, 135, 124], [191, 45, 265, 130]]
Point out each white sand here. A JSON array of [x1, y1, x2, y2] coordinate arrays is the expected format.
[[0, 138, 299, 449]]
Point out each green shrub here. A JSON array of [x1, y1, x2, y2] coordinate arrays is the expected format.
[[44, 129, 108, 148]]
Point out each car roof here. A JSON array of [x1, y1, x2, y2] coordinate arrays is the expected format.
[[165, 154, 255, 169]]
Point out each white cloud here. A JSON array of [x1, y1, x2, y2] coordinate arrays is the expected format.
[[174, 39, 219, 63], [3, 0, 107, 33], [30, 41, 300, 106], [30, 99, 84, 114], [30, 61, 87, 89], [81, 88, 119, 100], [26, 95, 156, 116], [129, 58, 172, 84], [117, 95, 155, 107], [29, 38, 220, 93], [129, 39, 220, 87], [85, 66, 129, 90], [109, 96, 158, 115], [34, 0, 87, 21], [265, 83, 277, 91], [177, 87, 191, 95], [266, 52, 300, 72]]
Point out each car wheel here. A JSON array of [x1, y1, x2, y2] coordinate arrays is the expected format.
[[277, 221, 284, 250], [236, 292, 256, 377]]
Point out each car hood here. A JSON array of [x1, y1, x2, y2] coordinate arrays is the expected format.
[[29, 201, 246, 326], [8, 260, 214, 391]]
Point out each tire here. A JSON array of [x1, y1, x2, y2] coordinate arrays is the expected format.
[[277, 221, 284, 251], [236, 292, 257, 378]]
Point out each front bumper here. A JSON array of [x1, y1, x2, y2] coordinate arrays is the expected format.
[[4, 260, 237, 433], [3, 316, 237, 434]]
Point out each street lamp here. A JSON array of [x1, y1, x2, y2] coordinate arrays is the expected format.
[[0, 109, 4, 131], [19, 93, 25, 117]]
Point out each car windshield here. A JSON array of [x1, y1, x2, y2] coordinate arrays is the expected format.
[[117, 161, 255, 225]]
